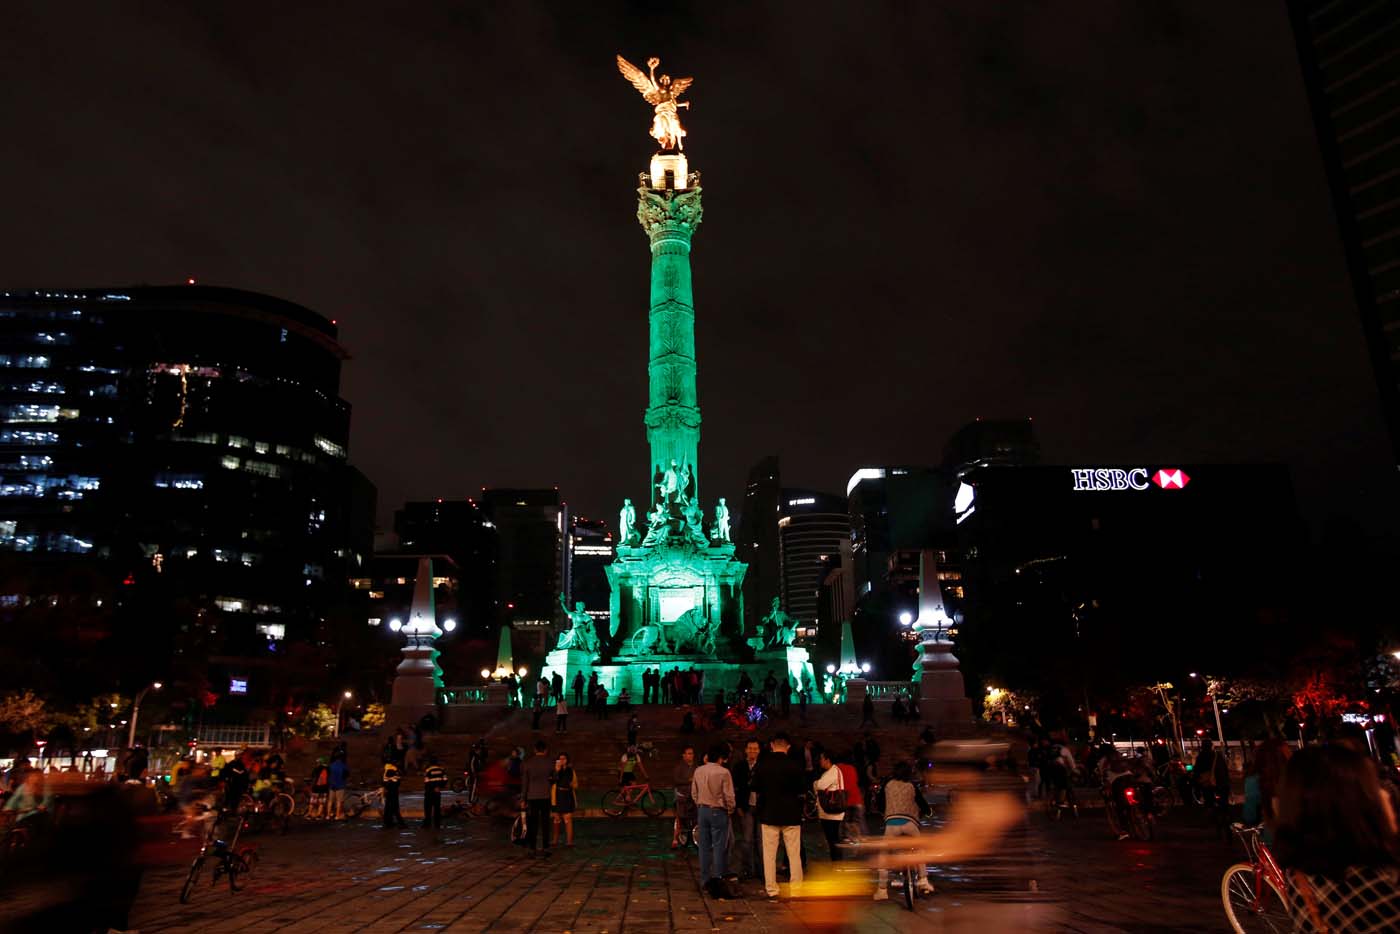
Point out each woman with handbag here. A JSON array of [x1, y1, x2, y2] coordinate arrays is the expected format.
[[813, 749, 846, 861]]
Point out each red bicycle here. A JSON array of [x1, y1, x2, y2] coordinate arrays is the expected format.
[[601, 782, 667, 817], [1221, 822, 1291, 933]]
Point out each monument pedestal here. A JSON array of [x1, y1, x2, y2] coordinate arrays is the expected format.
[[540, 648, 598, 702], [753, 646, 821, 703], [390, 637, 443, 727], [915, 636, 973, 727]]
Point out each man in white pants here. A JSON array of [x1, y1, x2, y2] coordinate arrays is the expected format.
[[874, 760, 935, 900], [754, 732, 806, 898]]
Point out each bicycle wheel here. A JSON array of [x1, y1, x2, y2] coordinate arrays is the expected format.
[[450, 776, 465, 794], [1128, 808, 1153, 842], [600, 789, 627, 818], [271, 794, 294, 823], [902, 864, 915, 911], [1221, 863, 1291, 934], [179, 856, 205, 904], [293, 789, 310, 815], [641, 789, 666, 817], [1105, 802, 1122, 837], [227, 853, 248, 892]]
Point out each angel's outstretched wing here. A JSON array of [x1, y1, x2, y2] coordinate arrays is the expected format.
[[616, 55, 660, 102], [668, 76, 694, 98]]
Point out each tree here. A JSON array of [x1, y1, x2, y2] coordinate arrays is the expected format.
[[289, 704, 338, 740], [0, 690, 49, 736], [362, 703, 386, 730]]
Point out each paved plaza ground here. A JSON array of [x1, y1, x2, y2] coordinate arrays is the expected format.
[[119, 796, 1236, 933]]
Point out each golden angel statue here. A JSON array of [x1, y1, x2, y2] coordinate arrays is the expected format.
[[616, 55, 694, 151]]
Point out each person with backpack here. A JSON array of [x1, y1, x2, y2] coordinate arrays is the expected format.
[[308, 757, 330, 820], [872, 761, 935, 900]]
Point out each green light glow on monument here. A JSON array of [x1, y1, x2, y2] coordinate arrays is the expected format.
[[541, 60, 820, 703]]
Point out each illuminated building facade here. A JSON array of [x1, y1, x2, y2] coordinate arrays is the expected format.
[[777, 489, 847, 644], [0, 286, 372, 689]]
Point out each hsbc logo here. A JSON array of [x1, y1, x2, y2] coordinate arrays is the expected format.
[[1071, 468, 1191, 492]]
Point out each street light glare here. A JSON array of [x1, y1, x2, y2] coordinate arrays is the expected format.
[[388, 618, 403, 632], [443, 618, 457, 632], [153, 681, 163, 690], [343, 690, 352, 699]]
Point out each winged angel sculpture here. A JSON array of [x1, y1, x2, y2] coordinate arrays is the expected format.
[[616, 55, 694, 151]]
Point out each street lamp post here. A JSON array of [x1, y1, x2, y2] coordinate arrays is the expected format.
[[126, 681, 163, 749], [334, 690, 353, 738]]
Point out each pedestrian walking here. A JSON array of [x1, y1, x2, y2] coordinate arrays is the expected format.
[[813, 750, 846, 860], [551, 752, 578, 847], [693, 743, 736, 895], [626, 713, 641, 747], [521, 740, 554, 857], [872, 761, 935, 900], [836, 754, 865, 842], [764, 670, 778, 707], [551, 671, 564, 704], [572, 671, 585, 708], [531, 698, 545, 731], [555, 696, 569, 733], [536, 676, 550, 710], [755, 732, 807, 898], [422, 756, 447, 829], [660, 668, 672, 705], [382, 759, 406, 829]]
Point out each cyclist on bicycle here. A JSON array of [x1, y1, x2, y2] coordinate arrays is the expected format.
[[619, 745, 649, 788], [671, 745, 696, 849], [221, 750, 251, 810], [873, 760, 933, 900], [3, 769, 51, 833]]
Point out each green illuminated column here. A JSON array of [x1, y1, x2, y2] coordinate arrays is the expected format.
[[637, 172, 703, 507]]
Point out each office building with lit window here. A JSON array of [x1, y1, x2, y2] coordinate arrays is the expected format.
[[565, 515, 613, 625], [777, 489, 847, 643], [735, 455, 781, 632], [0, 286, 372, 691]]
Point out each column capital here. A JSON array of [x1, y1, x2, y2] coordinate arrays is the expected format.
[[637, 186, 703, 247]]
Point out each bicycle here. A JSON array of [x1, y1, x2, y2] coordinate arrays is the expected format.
[[345, 784, 384, 820], [450, 771, 480, 805], [1221, 823, 1291, 933], [179, 807, 257, 904], [601, 782, 667, 817], [240, 790, 294, 834]]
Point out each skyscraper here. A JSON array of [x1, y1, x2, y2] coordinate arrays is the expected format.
[[1290, 0, 1400, 464], [776, 489, 847, 642], [735, 455, 781, 631], [478, 488, 565, 655]]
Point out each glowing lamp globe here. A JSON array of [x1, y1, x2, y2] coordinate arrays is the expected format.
[[518, 667, 528, 678], [899, 611, 913, 626], [826, 664, 836, 674], [480, 668, 491, 679], [443, 618, 457, 632], [388, 618, 402, 632], [860, 662, 871, 673]]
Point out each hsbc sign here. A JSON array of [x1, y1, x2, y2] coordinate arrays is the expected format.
[[1071, 468, 1191, 492]]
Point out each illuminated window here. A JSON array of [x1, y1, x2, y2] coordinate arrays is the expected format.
[[0, 430, 58, 444], [22, 382, 63, 394], [242, 460, 281, 478], [368, 617, 382, 627], [241, 552, 261, 567], [368, 590, 385, 600], [0, 355, 50, 368], [154, 472, 204, 490], [351, 578, 373, 590], [256, 623, 286, 641], [44, 533, 93, 553], [227, 435, 248, 449], [253, 441, 270, 454], [214, 597, 246, 612], [314, 435, 346, 458], [2, 404, 58, 423]]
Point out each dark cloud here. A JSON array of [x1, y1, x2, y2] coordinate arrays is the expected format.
[[1, 1, 1392, 532]]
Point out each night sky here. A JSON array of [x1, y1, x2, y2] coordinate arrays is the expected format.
[[3, 2, 1395, 536]]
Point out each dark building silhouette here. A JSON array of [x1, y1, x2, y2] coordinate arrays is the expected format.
[[942, 417, 1040, 477], [0, 285, 372, 695], [392, 498, 498, 636], [1290, 0, 1400, 464], [736, 455, 781, 631], [478, 488, 565, 656]]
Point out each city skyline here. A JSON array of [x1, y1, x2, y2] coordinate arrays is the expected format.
[[0, 3, 1394, 537]]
